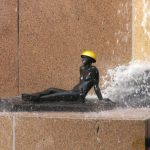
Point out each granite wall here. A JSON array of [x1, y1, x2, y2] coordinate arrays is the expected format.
[[0, 0, 132, 96], [0, 112, 148, 150], [0, 0, 18, 96]]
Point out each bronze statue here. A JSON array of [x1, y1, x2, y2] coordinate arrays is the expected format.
[[22, 50, 106, 103]]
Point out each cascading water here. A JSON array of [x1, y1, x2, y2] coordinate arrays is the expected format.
[[102, 61, 150, 107], [141, 0, 150, 39]]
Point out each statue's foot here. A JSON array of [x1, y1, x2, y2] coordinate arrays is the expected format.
[[22, 94, 39, 102], [22, 94, 32, 101], [102, 98, 116, 104]]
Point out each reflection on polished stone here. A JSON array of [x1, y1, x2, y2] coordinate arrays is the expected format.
[[0, 97, 116, 112]]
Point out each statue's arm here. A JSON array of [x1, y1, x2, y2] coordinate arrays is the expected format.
[[94, 83, 103, 100], [93, 68, 103, 100]]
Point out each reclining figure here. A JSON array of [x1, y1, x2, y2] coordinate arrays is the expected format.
[[22, 50, 106, 103]]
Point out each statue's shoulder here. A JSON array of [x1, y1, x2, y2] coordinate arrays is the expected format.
[[91, 66, 99, 78], [91, 66, 98, 71]]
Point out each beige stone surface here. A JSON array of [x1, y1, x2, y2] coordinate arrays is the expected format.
[[0, 0, 18, 96], [133, 0, 150, 61], [19, 0, 132, 94], [15, 116, 145, 150], [0, 116, 13, 150]]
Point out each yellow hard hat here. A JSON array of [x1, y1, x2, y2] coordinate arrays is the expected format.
[[81, 50, 96, 63]]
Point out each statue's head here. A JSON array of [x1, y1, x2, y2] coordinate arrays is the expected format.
[[81, 50, 96, 66]]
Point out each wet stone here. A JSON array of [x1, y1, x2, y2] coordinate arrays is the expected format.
[[0, 97, 116, 112]]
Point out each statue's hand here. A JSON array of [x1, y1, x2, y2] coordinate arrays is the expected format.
[[102, 98, 116, 104]]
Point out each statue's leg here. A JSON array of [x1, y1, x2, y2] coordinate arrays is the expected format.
[[46, 88, 67, 95], [22, 88, 67, 101], [39, 91, 85, 103]]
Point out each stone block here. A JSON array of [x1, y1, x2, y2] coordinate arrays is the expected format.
[[15, 112, 146, 150], [19, 0, 132, 94], [0, 116, 13, 150], [0, 0, 18, 96]]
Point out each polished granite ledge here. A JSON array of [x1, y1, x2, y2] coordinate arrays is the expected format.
[[0, 98, 150, 150], [0, 97, 116, 112], [0, 108, 150, 150]]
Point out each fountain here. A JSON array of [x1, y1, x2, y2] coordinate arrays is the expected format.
[[0, 50, 116, 112]]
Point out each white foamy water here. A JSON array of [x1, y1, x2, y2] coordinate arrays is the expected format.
[[102, 61, 150, 107], [87, 61, 150, 107]]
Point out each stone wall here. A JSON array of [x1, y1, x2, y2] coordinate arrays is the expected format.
[[0, 0, 132, 96], [0, 0, 18, 96], [0, 111, 149, 150]]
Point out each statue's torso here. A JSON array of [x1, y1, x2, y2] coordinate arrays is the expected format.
[[72, 65, 99, 96]]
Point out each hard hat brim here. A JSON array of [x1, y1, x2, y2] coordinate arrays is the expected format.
[[81, 50, 96, 63], [81, 55, 96, 63]]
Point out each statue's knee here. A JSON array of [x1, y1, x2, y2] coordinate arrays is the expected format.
[[47, 88, 57, 94]]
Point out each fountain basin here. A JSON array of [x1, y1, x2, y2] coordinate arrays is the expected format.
[[0, 108, 150, 150]]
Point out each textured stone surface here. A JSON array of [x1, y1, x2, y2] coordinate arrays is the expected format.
[[133, 0, 150, 61], [0, 108, 149, 150], [19, 0, 132, 94], [0, 0, 18, 96], [0, 97, 116, 112], [0, 116, 13, 150], [15, 114, 146, 150]]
